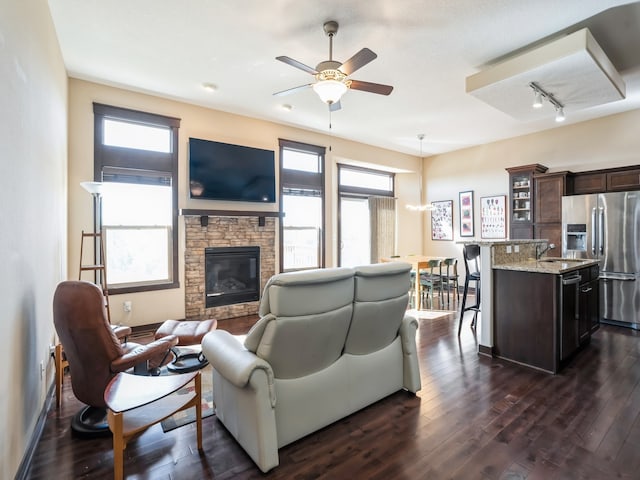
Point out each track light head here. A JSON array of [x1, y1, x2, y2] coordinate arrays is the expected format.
[[533, 91, 543, 109], [555, 107, 566, 122]]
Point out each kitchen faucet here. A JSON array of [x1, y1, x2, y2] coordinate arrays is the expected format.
[[536, 243, 556, 259]]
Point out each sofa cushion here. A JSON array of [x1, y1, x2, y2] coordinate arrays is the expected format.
[[246, 267, 355, 378], [344, 262, 411, 355]]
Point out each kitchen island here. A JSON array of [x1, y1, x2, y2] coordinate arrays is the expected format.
[[493, 257, 599, 373]]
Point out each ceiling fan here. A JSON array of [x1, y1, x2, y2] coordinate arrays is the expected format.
[[274, 20, 393, 111]]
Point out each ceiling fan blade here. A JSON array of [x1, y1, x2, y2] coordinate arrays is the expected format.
[[338, 48, 377, 75], [349, 80, 394, 96], [276, 56, 318, 75], [273, 84, 313, 97], [329, 100, 342, 112]]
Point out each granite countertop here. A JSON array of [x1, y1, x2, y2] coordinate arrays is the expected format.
[[456, 239, 547, 246], [493, 258, 600, 275]]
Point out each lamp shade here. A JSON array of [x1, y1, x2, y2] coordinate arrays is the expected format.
[[312, 80, 348, 104]]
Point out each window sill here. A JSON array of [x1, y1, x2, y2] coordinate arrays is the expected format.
[[108, 280, 180, 295]]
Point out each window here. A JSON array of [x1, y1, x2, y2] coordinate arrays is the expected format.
[[338, 164, 395, 266], [279, 139, 326, 272], [93, 103, 180, 293]]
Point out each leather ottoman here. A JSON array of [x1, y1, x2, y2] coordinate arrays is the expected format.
[[155, 319, 217, 373]]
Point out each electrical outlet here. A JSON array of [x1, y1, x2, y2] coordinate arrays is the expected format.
[[514, 245, 520, 253], [506, 245, 512, 254], [123, 301, 132, 313]]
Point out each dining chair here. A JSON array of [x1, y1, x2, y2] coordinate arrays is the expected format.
[[440, 258, 459, 306], [419, 259, 443, 309]]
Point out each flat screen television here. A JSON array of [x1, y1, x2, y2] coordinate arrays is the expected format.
[[188, 137, 276, 202]]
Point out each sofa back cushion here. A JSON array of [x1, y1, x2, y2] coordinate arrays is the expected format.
[[245, 267, 354, 379], [344, 262, 411, 355]]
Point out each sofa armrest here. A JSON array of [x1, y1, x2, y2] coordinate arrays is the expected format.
[[399, 314, 421, 393], [202, 330, 276, 407], [110, 335, 178, 373]]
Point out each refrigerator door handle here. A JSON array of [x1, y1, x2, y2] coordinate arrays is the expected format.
[[598, 208, 605, 255], [591, 207, 597, 255], [600, 272, 637, 281]]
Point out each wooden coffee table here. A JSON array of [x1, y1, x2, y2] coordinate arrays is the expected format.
[[104, 370, 203, 480]]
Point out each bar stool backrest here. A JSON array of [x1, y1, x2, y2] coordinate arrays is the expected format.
[[463, 244, 480, 277]]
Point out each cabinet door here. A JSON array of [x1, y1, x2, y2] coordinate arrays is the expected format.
[[607, 169, 640, 192], [573, 172, 606, 195], [534, 224, 562, 257], [535, 174, 566, 224], [512, 223, 533, 240]]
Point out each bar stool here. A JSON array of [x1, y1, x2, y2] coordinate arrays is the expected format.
[[458, 245, 480, 335]]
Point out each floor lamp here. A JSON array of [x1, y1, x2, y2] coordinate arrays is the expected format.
[[80, 181, 104, 285]]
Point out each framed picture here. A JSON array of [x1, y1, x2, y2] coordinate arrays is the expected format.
[[431, 200, 453, 241], [480, 195, 506, 239], [459, 190, 474, 237]]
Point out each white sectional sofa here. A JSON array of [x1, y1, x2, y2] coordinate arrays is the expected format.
[[201, 262, 421, 472]]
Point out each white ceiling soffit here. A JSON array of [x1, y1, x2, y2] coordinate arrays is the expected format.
[[466, 28, 626, 121]]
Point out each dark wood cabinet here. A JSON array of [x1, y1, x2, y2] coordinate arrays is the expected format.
[[533, 171, 569, 256], [573, 172, 607, 195], [533, 223, 562, 256], [534, 172, 569, 223], [607, 168, 640, 191], [494, 264, 599, 373], [494, 270, 556, 373], [572, 166, 640, 195], [506, 164, 548, 239]]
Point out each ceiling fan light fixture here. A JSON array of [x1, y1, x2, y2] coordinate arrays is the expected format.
[[313, 79, 348, 105]]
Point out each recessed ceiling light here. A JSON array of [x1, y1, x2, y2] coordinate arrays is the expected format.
[[202, 83, 217, 92]]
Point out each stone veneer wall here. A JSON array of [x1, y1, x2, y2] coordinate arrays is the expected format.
[[184, 215, 276, 320]]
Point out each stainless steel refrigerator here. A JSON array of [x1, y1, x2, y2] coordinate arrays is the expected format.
[[562, 191, 640, 330]]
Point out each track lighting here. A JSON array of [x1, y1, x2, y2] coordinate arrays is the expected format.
[[529, 82, 565, 122], [532, 91, 543, 108]]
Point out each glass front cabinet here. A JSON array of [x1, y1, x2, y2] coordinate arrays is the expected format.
[[506, 164, 548, 239]]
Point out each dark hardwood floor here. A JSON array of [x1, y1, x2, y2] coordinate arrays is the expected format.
[[26, 304, 640, 479]]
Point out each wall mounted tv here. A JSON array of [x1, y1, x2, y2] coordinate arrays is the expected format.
[[188, 137, 276, 203]]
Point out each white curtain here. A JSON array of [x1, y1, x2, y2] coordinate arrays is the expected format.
[[369, 196, 396, 263]]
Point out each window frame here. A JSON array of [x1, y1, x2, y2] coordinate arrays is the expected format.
[[278, 139, 326, 272], [93, 103, 180, 294], [337, 164, 395, 267]]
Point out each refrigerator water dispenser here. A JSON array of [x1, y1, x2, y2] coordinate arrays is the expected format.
[[566, 224, 587, 251]]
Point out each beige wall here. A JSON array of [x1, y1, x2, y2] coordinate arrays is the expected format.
[[0, 1, 68, 478], [68, 79, 421, 327], [421, 108, 640, 268]]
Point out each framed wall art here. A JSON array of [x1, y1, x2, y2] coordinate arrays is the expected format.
[[459, 190, 474, 237], [480, 195, 506, 239], [431, 200, 453, 241]]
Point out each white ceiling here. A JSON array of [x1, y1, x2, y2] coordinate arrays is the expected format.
[[47, 0, 640, 156]]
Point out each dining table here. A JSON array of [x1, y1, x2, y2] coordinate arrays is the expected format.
[[381, 255, 446, 310]]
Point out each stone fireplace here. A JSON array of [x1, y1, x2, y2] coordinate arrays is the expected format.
[[205, 246, 260, 308], [184, 214, 276, 320]]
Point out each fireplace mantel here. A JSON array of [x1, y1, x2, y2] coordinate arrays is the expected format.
[[180, 209, 283, 217], [180, 209, 283, 227]]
